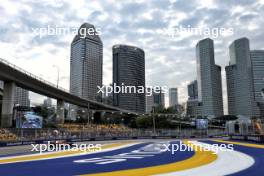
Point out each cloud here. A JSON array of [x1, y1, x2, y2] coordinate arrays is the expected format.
[[0, 0, 263, 113]]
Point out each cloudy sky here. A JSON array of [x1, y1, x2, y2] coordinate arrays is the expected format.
[[0, 0, 264, 113]]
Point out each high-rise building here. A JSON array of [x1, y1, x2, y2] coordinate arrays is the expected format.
[[186, 80, 202, 118], [0, 82, 30, 107], [145, 88, 165, 113], [169, 88, 178, 107], [226, 38, 258, 117], [196, 38, 223, 118], [15, 87, 30, 107], [69, 23, 102, 119], [188, 80, 198, 100], [43, 98, 52, 107], [250, 50, 264, 116], [153, 89, 165, 108], [70, 23, 103, 101], [113, 45, 145, 113], [146, 88, 154, 113]]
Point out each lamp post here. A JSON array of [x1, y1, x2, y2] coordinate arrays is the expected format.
[[152, 107, 156, 136], [87, 103, 90, 126]]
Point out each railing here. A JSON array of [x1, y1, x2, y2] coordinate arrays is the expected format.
[[0, 58, 69, 92], [0, 128, 226, 142]]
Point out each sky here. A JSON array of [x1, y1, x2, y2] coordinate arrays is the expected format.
[[0, 0, 264, 113]]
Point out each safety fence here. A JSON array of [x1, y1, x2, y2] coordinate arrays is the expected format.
[[0, 127, 226, 146]]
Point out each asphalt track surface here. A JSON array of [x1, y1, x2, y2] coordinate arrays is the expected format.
[[0, 139, 263, 176]]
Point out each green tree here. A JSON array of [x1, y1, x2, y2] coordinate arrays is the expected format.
[[136, 115, 152, 128]]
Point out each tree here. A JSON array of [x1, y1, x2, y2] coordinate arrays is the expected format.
[[136, 115, 152, 128], [135, 115, 172, 129]]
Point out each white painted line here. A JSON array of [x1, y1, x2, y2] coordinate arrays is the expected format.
[[155, 141, 255, 176], [0, 142, 141, 164]]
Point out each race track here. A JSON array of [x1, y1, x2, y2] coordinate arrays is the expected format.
[[0, 139, 263, 176]]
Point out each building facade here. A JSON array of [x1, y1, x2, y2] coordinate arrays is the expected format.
[[145, 88, 165, 113], [43, 98, 52, 107], [186, 80, 202, 118], [0, 81, 30, 107], [250, 50, 264, 117], [153, 89, 165, 108], [15, 87, 30, 107], [69, 23, 102, 119], [226, 38, 258, 117], [196, 38, 224, 118], [188, 80, 198, 100], [70, 23, 103, 101], [169, 88, 178, 107], [145, 88, 154, 113], [113, 45, 145, 113]]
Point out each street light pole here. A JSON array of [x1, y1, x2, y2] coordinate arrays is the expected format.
[[87, 103, 90, 126], [53, 65, 60, 88], [152, 107, 156, 136]]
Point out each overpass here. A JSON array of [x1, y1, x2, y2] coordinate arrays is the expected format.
[[0, 58, 136, 127]]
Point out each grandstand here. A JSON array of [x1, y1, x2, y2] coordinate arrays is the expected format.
[[0, 129, 17, 141], [58, 123, 137, 137], [253, 119, 264, 135]]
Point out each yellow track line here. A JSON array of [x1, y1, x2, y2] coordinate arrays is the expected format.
[[80, 140, 217, 176], [212, 139, 264, 149], [0, 142, 132, 164]]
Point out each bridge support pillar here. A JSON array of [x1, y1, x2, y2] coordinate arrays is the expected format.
[[1, 82, 16, 127], [56, 99, 65, 124]]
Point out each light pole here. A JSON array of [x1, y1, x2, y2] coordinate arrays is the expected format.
[[87, 103, 90, 126], [152, 107, 156, 136], [53, 65, 60, 88]]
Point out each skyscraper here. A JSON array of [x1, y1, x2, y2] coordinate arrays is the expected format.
[[113, 45, 145, 113], [15, 87, 30, 107], [169, 88, 178, 107], [70, 23, 103, 101], [226, 38, 258, 117], [145, 88, 154, 113], [250, 50, 264, 116], [153, 89, 165, 108], [196, 38, 223, 118], [0, 81, 30, 107], [145, 88, 165, 113], [186, 80, 202, 118], [43, 98, 52, 107], [188, 80, 198, 100]]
